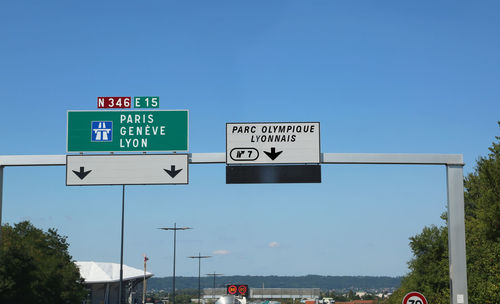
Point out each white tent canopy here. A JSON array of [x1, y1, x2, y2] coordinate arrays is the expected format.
[[76, 261, 153, 284]]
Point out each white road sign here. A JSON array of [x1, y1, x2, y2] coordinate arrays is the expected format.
[[226, 122, 320, 164], [402, 292, 428, 304], [66, 154, 188, 186]]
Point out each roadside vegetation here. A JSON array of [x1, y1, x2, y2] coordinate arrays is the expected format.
[[0, 221, 87, 303], [386, 123, 500, 304]]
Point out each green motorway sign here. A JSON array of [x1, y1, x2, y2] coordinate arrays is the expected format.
[[67, 110, 188, 152]]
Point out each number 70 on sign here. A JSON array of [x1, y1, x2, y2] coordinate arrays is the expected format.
[[402, 292, 427, 304]]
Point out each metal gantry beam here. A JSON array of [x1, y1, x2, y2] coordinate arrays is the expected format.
[[0, 153, 464, 166], [0, 152, 468, 304], [321, 153, 463, 165], [0, 155, 66, 166]]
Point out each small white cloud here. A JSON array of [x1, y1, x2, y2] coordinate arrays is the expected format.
[[213, 249, 230, 255], [269, 241, 279, 248]]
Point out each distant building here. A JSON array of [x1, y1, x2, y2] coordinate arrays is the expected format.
[[320, 297, 335, 304], [354, 292, 366, 298], [76, 261, 153, 304], [375, 293, 389, 298]]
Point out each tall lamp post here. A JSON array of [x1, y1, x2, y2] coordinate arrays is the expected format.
[[158, 223, 192, 304], [188, 253, 212, 304], [206, 272, 223, 301]]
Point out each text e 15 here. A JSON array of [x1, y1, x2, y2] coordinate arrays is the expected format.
[[134, 97, 159, 108]]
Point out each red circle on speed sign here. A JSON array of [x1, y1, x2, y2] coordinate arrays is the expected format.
[[228, 285, 237, 295], [238, 285, 247, 295], [402, 292, 427, 304]]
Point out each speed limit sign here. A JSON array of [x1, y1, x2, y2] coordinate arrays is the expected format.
[[402, 292, 427, 304]]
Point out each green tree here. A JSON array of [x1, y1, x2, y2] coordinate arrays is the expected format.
[[385, 225, 450, 304], [175, 288, 198, 304], [462, 125, 500, 303], [386, 123, 500, 304], [0, 221, 87, 304]]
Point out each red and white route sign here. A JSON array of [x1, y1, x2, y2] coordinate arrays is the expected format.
[[97, 97, 131, 108], [402, 292, 427, 304]]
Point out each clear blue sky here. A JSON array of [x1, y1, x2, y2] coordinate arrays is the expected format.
[[1, 1, 499, 278]]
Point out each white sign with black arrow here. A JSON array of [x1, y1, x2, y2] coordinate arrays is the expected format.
[[66, 154, 188, 186], [226, 122, 320, 164]]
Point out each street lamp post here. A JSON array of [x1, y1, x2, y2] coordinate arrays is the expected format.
[[159, 223, 192, 304], [188, 253, 212, 304], [206, 272, 223, 301]]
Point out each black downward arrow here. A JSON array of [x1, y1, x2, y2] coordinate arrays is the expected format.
[[164, 165, 183, 178], [72, 166, 92, 180], [264, 147, 283, 160]]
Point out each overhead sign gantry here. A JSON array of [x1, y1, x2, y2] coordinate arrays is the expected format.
[[0, 152, 469, 304], [0, 95, 469, 304]]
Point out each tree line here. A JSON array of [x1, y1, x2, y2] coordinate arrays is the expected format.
[[147, 275, 402, 291]]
